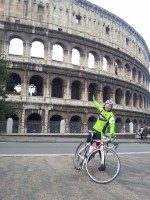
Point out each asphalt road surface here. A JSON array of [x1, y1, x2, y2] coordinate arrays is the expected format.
[[0, 143, 150, 200], [0, 142, 150, 155]]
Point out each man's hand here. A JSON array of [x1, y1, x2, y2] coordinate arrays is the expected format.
[[109, 136, 115, 143]]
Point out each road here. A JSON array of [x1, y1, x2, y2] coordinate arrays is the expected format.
[[0, 142, 150, 200], [0, 142, 150, 155]]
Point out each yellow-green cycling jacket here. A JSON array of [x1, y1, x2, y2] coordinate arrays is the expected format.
[[93, 99, 115, 137]]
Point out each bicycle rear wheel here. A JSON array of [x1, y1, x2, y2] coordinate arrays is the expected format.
[[73, 142, 89, 170], [86, 147, 121, 184]]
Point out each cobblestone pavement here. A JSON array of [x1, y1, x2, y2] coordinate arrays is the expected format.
[[0, 153, 150, 200]]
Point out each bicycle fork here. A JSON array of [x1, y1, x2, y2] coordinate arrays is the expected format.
[[100, 145, 105, 166]]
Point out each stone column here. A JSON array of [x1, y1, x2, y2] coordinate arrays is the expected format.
[[6, 118, 13, 134], [84, 79, 88, 101], [129, 122, 133, 133], [21, 70, 28, 100], [45, 38, 52, 64], [95, 56, 100, 71], [63, 83, 67, 99], [20, 109, 25, 134], [45, 73, 50, 97], [80, 53, 85, 67], [99, 55, 103, 71], [23, 39, 30, 61], [64, 49, 69, 63], [66, 76, 71, 99], [5, 40, 10, 56], [60, 120, 65, 134]]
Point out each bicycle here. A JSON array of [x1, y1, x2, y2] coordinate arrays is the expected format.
[[73, 132, 121, 184]]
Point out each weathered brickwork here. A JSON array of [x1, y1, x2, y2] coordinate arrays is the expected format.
[[0, 0, 150, 134]]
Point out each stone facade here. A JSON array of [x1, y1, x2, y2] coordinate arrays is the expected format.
[[0, 0, 150, 134]]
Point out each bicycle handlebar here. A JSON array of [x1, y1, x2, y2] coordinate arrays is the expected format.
[[93, 136, 119, 149]]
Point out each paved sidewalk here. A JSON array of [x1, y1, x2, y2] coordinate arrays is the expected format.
[[0, 154, 150, 200], [0, 134, 150, 143]]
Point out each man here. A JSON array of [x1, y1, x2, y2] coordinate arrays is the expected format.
[[86, 95, 115, 170]]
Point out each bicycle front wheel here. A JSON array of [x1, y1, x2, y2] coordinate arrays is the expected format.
[[73, 142, 89, 170], [86, 147, 121, 184]]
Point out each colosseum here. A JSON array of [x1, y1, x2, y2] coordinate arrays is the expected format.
[[0, 0, 150, 135]]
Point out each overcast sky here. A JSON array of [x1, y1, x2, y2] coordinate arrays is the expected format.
[[88, 0, 150, 51]]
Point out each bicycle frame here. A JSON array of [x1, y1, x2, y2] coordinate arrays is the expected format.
[[74, 137, 118, 170]]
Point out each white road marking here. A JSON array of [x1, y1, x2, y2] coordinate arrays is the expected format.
[[0, 154, 73, 157], [0, 152, 150, 157]]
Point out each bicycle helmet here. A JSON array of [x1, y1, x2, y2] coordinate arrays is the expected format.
[[105, 100, 114, 106]]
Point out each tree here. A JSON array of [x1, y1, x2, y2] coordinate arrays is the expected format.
[[0, 54, 16, 121]]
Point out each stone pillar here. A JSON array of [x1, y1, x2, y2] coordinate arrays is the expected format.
[[64, 49, 69, 63], [99, 55, 103, 71], [44, 110, 49, 134], [80, 53, 85, 66], [6, 118, 13, 134], [95, 56, 100, 70], [66, 76, 71, 99], [63, 83, 67, 99], [130, 122, 133, 133], [20, 109, 25, 134], [21, 70, 28, 100], [84, 79, 88, 101], [5, 40, 10, 56], [60, 119, 65, 134], [23, 39, 30, 61], [45, 73, 50, 97]]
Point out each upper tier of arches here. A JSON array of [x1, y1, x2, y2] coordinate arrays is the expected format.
[[7, 37, 150, 92], [0, 0, 149, 67]]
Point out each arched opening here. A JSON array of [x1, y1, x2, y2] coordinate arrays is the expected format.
[[51, 78, 63, 98], [115, 118, 122, 133], [9, 38, 23, 55], [6, 73, 21, 95], [71, 80, 82, 100], [52, 44, 64, 61], [31, 41, 44, 58], [27, 113, 41, 133], [71, 48, 80, 65], [49, 115, 62, 133], [138, 71, 142, 84], [133, 93, 138, 107], [70, 116, 81, 133], [125, 63, 131, 78], [139, 119, 143, 128], [139, 95, 143, 109], [88, 83, 98, 101], [115, 59, 122, 75], [88, 116, 96, 130], [125, 91, 131, 106], [29, 75, 43, 96], [102, 57, 107, 71], [115, 88, 123, 105], [133, 119, 138, 133], [102, 56, 111, 71], [125, 119, 130, 133], [103, 86, 111, 102], [132, 67, 137, 81], [88, 53, 95, 68]]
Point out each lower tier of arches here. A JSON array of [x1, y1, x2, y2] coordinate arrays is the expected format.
[[1, 105, 150, 135]]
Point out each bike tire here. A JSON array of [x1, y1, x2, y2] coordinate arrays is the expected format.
[[86, 147, 121, 184], [73, 142, 89, 170]]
